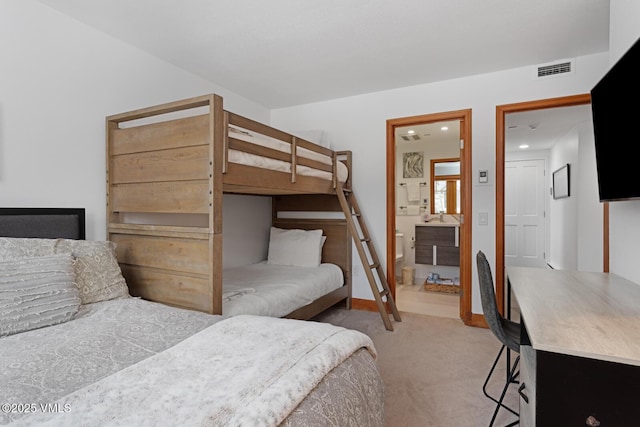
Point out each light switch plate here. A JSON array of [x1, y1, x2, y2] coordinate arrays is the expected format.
[[478, 212, 489, 226], [479, 170, 488, 183]]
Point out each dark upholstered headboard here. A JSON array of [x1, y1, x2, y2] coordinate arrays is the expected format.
[[0, 208, 85, 239]]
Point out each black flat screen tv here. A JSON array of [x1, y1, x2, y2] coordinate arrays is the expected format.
[[591, 36, 640, 202]]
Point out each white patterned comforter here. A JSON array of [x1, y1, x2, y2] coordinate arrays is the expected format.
[[10, 315, 375, 427], [0, 297, 219, 425]]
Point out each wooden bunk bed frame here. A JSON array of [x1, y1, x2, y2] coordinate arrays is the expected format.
[[106, 94, 352, 319]]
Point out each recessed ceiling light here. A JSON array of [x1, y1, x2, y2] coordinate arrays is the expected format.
[[519, 144, 530, 149], [441, 126, 448, 131], [407, 130, 415, 134]]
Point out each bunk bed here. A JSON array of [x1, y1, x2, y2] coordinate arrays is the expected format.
[[106, 94, 353, 318], [0, 208, 384, 426]]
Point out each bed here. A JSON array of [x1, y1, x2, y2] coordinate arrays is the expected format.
[[106, 94, 354, 319], [0, 208, 384, 426]]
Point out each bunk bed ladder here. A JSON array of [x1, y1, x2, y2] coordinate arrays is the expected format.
[[336, 182, 402, 331]]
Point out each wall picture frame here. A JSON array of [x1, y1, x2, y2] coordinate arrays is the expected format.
[[403, 151, 424, 178], [552, 163, 570, 199]]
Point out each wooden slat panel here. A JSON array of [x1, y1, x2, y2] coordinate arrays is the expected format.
[[227, 111, 333, 157], [107, 94, 213, 123], [111, 181, 209, 213], [285, 286, 349, 320], [108, 223, 210, 239], [222, 184, 312, 195], [228, 137, 290, 162], [273, 194, 343, 212], [111, 115, 209, 155], [228, 112, 294, 147], [223, 163, 334, 194], [296, 138, 333, 157], [211, 94, 223, 235], [296, 157, 333, 172], [111, 145, 210, 184], [121, 265, 213, 313], [111, 234, 209, 275], [228, 138, 333, 174]]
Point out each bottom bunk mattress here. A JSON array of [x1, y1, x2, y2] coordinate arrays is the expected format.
[[1, 297, 383, 426], [222, 261, 345, 317]]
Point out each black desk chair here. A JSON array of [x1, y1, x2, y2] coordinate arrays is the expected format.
[[477, 250, 520, 427]]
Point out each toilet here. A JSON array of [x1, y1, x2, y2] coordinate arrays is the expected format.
[[395, 232, 405, 271]]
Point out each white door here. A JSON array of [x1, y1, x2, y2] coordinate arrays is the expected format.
[[505, 159, 546, 268]]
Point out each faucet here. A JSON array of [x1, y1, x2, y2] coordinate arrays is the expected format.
[[439, 211, 444, 222]]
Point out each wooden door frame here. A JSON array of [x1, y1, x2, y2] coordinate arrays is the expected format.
[[386, 109, 473, 324], [495, 93, 609, 313]]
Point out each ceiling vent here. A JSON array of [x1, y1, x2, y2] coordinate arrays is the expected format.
[[401, 134, 421, 141], [534, 59, 575, 79]]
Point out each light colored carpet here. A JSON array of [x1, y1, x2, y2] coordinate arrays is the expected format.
[[312, 307, 520, 427]]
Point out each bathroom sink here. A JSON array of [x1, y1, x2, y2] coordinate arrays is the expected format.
[[417, 214, 460, 226]]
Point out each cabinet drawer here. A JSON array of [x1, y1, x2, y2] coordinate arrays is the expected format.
[[415, 245, 459, 266], [415, 244, 433, 265], [415, 226, 457, 246], [436, 246, 459, 266]]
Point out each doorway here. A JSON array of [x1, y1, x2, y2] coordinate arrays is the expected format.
[[495, 94, 609, 313], [386, 109, 473, 324], [505, 158, 547, 269]]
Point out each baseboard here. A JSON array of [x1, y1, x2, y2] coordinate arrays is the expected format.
[[468, 313, 488, 328], [351, 298, 390, 312], [352, 297, 489, 329]]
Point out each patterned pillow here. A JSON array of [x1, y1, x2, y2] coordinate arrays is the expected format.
[[0, 237, 58, 258], [0, 254, 81, 337], [0, 238, 130, 305], [53, 239, 130, 304]]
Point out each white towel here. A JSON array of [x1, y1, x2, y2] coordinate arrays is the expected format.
[[407, 183, 420, 202], [407, 205, 420, 216]]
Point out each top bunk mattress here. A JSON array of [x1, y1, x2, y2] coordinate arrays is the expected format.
[[228, 125, 349, 182], [222, 261, 344, 318]]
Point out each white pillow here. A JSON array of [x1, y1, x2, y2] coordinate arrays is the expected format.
[[0, 254, 81, 337], [267, 227, 323, 268]]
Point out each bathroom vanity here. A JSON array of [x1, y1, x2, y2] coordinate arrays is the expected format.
[[415, 219, 459, 266]]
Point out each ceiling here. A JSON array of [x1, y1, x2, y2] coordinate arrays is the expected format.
[[395, 122, 460, 147], [395, 103, 594, 153], [504, 104, 593, 152], [36, 0, 610, 109]]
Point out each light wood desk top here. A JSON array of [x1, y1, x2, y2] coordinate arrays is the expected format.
[[507, 266, 640, 367]]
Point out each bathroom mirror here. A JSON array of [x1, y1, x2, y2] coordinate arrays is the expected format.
[[431, 158, 460, 214]]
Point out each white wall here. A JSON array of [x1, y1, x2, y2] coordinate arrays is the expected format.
[[576, 120, 603, 272], [0, 1, 272, 267], [548, 129, 579, 270], [606, 1, 640, 284], [272, 53, 609, 311]]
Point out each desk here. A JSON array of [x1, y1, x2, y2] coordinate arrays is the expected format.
[[507, 267, 640, 426]]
